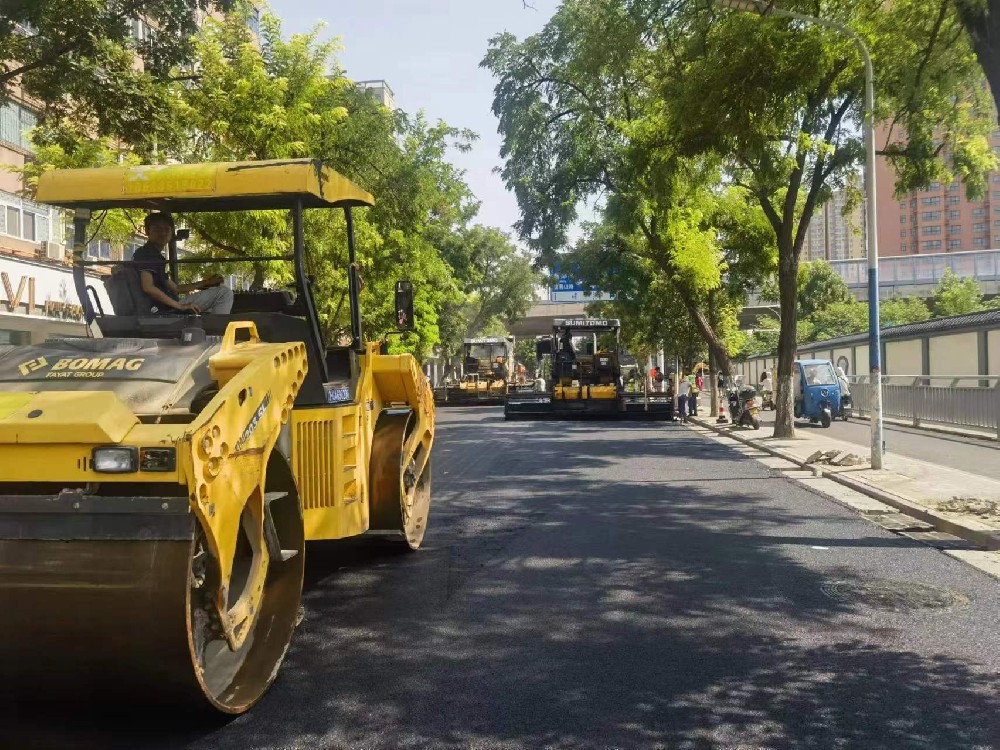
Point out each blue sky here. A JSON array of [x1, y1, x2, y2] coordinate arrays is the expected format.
[[269, 0, 562, 236]]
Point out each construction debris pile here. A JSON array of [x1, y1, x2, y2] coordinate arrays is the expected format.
[[937, 497, 1000, 522], [804, 449, 868, 468]]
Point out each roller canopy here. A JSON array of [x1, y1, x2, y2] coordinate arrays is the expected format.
[[35, 159, 375, 212]]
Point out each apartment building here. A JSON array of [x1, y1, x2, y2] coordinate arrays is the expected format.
[[875, 129, 1000, 257], [801, 188, 866, 261], [356, 79, 396, 110]]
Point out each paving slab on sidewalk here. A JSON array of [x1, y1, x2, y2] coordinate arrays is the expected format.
[[694, 418, 1000, 552]]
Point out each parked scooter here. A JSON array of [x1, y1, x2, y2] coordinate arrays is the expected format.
[[728, 384, 761, 430]]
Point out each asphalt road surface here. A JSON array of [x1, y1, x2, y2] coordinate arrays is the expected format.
[[755, 407, 1000, 480], [5, 408, 1000, 749]]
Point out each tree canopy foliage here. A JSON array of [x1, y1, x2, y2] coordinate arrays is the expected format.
[[1, 0, 234, 150], [485, 0, 995, 437], [20, 5, 536, 361]]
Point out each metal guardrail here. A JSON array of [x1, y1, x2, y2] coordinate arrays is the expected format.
[[847, 375, 1000, 437]]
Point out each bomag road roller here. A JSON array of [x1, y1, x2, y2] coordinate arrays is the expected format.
[[504, 318, 673, 421], [0, 159, 434, 714], [434, 335, 516, 406]]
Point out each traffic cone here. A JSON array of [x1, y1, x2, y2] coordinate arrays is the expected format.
[[717, 401, 728, 423]]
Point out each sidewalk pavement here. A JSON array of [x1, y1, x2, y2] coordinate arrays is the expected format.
[[690, 416, 1000, 576]]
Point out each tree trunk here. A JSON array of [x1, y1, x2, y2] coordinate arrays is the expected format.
[[706, 290, 720, 419], [957, 0, 1000, 124], [672, 280, 734, 383], [773, 245, 800, 438]]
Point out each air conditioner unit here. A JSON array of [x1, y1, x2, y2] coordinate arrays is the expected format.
[[39, 241, 65, 261]]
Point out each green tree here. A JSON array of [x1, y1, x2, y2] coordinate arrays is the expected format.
[[25, 9, 523, 361], [795, 261, 855, 318], [933, 268, 985, 317], [661, 0, 993, 436], [435, 225, 539, 359], [1, 0, 233, 151], [482, 7, 765, 381], [880, 297, 931, 327], [808, 300, 868, 341]]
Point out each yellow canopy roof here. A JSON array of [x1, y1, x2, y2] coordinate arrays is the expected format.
[[35, 159, 374, 212]]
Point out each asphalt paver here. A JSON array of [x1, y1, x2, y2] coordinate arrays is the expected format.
[[5, 407, 999, 749]]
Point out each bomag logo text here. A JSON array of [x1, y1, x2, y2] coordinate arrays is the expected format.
[[41, 357, 146, 379]]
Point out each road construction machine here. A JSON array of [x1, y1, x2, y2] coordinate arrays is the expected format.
[[504, 318, 673, 421], [0, 159, 434, 714], [434, 335, 529, 406]]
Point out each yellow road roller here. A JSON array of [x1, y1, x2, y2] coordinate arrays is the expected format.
[[0, 160, 434, 713]]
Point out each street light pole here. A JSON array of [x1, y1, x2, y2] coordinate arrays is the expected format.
[[714, 0, 883, 468]]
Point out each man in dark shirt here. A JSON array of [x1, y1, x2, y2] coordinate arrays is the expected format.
[[133, 213, 233, 314]]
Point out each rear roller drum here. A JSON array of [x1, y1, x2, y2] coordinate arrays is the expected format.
[[369, 411, 432, 549]]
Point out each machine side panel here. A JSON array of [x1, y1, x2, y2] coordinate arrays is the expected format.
[[294, 405, 368, 540]]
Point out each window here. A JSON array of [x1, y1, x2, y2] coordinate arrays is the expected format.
[[910, 199, 917, 208], [974, 222, 986, 232], [0, 190, 50, 243], [949, 224, 962, 234], [921, 210, 941, 220], [86, 239, 111, 260], [899, 201, 907, 209], [900, 244, 907, 253], [131, 18, 154, 42], [994, 175, 1000, 183], [950, 182, 961, 191], [123, 238, 144, 261], [973, 237, 988, 247], [949, 239, 962, 249], [0, 101, 37, 152], [922, 225, 942, 235], [0, 330, 31, 345], [900, 216, 906, 224], [949, 195, 961, 204], [929, 181, 941, 190], [247, 6, 261, 34], [949, 210, 961, 219], [921, 196, 941, 205], [5, 206, 19, 237], [900, 229, 907, 237], [994, 191, 1000, 200], [922, 240, 942, 250], [973, 207, 986, 216]]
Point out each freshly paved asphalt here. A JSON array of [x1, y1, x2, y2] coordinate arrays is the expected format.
[[6, 407, 1000, 749], [756, 407, 1000, 480]]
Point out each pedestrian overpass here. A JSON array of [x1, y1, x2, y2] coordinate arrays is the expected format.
[[508, 300, 588, 337], [741, 248, 1000, 327]]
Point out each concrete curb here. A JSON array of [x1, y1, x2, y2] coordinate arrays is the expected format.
[[690, 417, 1000, 552]]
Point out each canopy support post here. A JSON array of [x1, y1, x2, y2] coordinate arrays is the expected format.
[[72, 210, 95, 324], [345, 207, 364, 353], [293, 200, 329, 383]]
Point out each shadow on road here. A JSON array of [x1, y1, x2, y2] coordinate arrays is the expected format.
[[4, 408, 998, 750]]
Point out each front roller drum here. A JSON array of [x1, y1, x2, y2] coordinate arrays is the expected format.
[[0, 490, 305, 714], [369, 410, 432, 549]]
